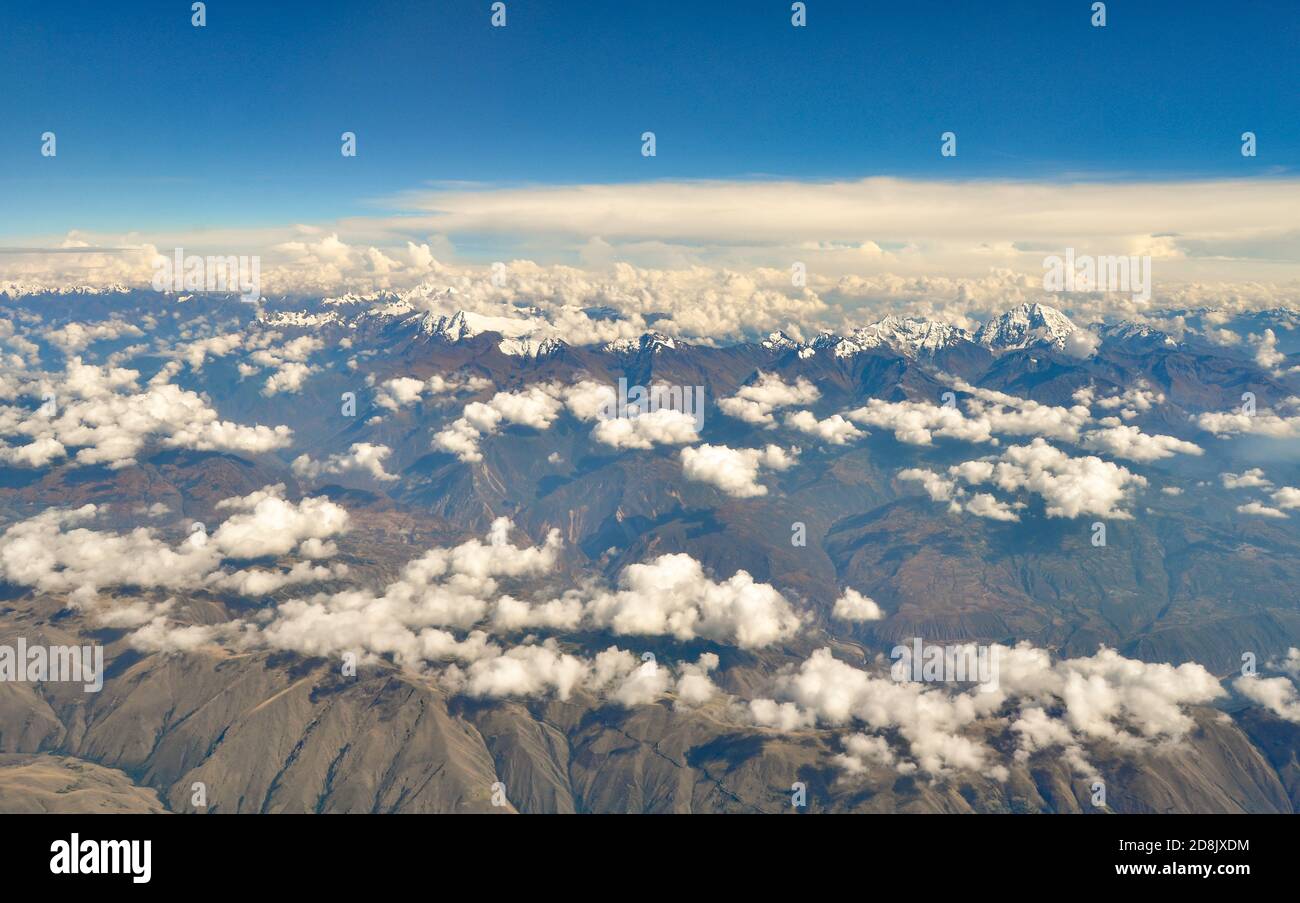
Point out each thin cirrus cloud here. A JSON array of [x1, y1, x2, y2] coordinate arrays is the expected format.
[[380, 175, 1300, 275], [4, 176, 1300, 291]]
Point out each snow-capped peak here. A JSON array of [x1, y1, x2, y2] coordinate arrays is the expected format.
[[780, 316, 969, 360], [0, 281, 131, 298], [498, 336, 567, 358], [849, 315, 971, 355], [415, 309, 543, 342], [974, 303, 1077, 350], [603, 332, 679, 355], [762, 330, 800, 351], [1097, 321, 1176, 347]]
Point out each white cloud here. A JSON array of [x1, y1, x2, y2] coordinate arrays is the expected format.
[[247, 335, 323, 396], [833, 734, 904, 775], [1271, 487, 1300, 509], [1196, 406, 1300, 439], [0, 487, 349, 609], [372, 372, 492, 411], [1221, 468, 1273, 489], [585, 553, 802, 649], [590, 407, 700, 450], [901, 439, 1146, 520], [1061, 327, 1100, 359], [1251, 329, 1285, 371], [680, 443, 799, 498], [1274, 647, 1300, 680], [783, 410, 863, 445], [832, 589, 883, 622], [846, 398, 993, 446], [1233, 675, 1300, 723], [1089, 382, 1165, 419], [209, 485, 351, 558], [985, 440, 1147, 519], [1080, 424, 1202, 462], [292, 442, 399, 482], [718, 372, 820, 427], [0, 358, 292, 469], [44, 319, 144, 354], [1236, 501, 1287, 519], [963, 492, 1022, 521], [752, 644, 1225, 778], [433, 385, 565, 462]]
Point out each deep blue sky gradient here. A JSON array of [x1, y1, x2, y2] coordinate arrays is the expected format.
[[1, 0, 1296, 236]]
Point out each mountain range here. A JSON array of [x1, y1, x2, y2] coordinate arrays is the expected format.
[[1, 288, 1299, 813]]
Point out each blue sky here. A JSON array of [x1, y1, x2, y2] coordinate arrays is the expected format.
[[1, 0, 1296, 238]]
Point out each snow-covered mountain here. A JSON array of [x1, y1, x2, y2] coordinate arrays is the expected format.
[[413, 309, 543, 342], [603, 332, 679, 356], [764, 315, 970, 360], [0, 281, 131, 298], [849, 315, 972, 355], [1097, 321, 1177, 347], [974, 302, 1078, 350]]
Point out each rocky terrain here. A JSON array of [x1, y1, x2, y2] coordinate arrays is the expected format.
[[1, 288, 1299, 813]]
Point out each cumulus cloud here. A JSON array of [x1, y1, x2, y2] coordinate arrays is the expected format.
[[210, 485, 351, 559], [1274, 647, 1300, 680], [1271, 487, 1300, 509], [855, 383, 1097, 451], [1087, 382, 1166, 420], [171, 332, 244, 372], [0, 486, 349, 609], [0, 357, 292, 469], [1233, 675, 1300, 723], [433, 385, 564, 462], [590, 407, 700, 449], [958, 383, 1092, 444], [1221, 468, 1273, 489], [751, 644, 1225, 778], [718, 372, 820, 426], [832, 589, 883, 622], [432, 378, 708, 460], [374, 376, 427, 409], [901, 439, 1146, 520], [7, 171, 1300, 313], [963, 492, 1023, 521], [179, 511, 802, 696], [846, 398, 993, 446], [245, 517, 563, 665], [983, 440, 1146, 519], [116, 506, 806, 705], [679, 443, 799, 498], [1236, 501, 1287, 519], [44, 319, 144, 354], [783, 410, 863, 445], [673, 653, 722, 708], [584, 553, 802, 649], [1250, 329, 1285, 371], [440, 643, 719, 707], [372, 372, 492, 411], [208, 559, 350, 595], [833, 733, 904, 775], [1196, 404, 1300, 439], [292, 442, 399, 482], [244, 334, 323, 396], [1060, 327, 1100, 359], [1080, 423, 1202, 462]]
